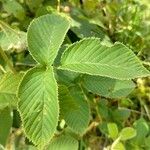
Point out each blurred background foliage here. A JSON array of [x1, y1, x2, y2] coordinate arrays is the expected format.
[[0, 0, 150, 149]]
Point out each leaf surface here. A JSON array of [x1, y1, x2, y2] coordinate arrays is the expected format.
[[0, 108, 12, 146], [0, 21, 26, 52], [120, 127, 136, 141], [47, 134, 78, 150], [0, 72, 23, 108], [82, 75, 135, 98], [18, 67, 58, 148], [27, 13, 70, 65], [60, 38, 150, 79], [59, 85, 90, 134]]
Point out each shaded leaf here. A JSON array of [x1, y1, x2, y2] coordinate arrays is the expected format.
[[82, 75, 135, 98], [59, 85, 90, 134], [47, 134, 78, 150]]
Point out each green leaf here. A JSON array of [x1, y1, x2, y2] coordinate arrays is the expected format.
[[47, 134, 78, 150], [27, 13, 70, 66], [132, 118, 149, 145], [2, 0, 25, 20], [71, 16, 108, 40], [60, 38, 150, 80], [0, 108, 12, 146], [0, 21, 26, 52], [59, 85, 90, 134], [18, 67, 59, 148], [56, 70, 79, 86], [82, 75, 135, 98], [112, 142, 125, 150], [120, 127, 136, 141], [107, 123, 118, 140], [0, 72, 23, 109], [26, 0, 44, 13]]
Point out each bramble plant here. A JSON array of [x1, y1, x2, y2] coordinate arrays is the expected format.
[[0, 12, 150, 150]]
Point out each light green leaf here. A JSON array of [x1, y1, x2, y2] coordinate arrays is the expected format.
[[120, 127, 136, 141], [59, 85, 90, 134], [27, 13, 70, 66], [112, 142, 125, 150], [60, 38, 150, 80], [0, 21, 26, 52], [0, 72, 23, 109], [82, 75, 135, 98], [47, 134, 78, 150], [18, 67, 59, 148], [0, 108, 12, 146], [107, 123, 118, 140]]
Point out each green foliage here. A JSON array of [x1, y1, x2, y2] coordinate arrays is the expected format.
[[0, 21, 26, 52], [0, 0, 150, 149], [0, 108, 12, 146], [60, 39, 149, 79], [59, 85, 90, 134], [82, 75, 135, 98], [0, 72, 23, 109], [47, 134, 78, 150], [27, 13, 70, 66], [18, 67, 58, 148]]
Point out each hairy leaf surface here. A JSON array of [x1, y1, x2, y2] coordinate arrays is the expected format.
[[27, 14, 70, 65], [60, 38, 150, 79], [18, 67, 58, 148]]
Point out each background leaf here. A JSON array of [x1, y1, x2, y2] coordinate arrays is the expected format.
[[47, 134, 78, 150], [59, 85, 90, 134], [120, 127, 136, 141], [0, 72, 23, 109], [82, 75, 135, 98], [18, 67, 59, 148], [107, 123, 118, 140], [0, 21, 26, 52], [2, 0, 25, 20], [0, 108, 12, 146]]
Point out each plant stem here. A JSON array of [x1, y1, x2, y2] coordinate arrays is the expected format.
[[0, 47, 16, 73], [57, 0, 60, 12]]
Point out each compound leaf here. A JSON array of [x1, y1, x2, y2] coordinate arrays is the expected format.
[[60, 38, 150, 80], [27, 13, 70, 66], [18, 67, 58, 148]]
